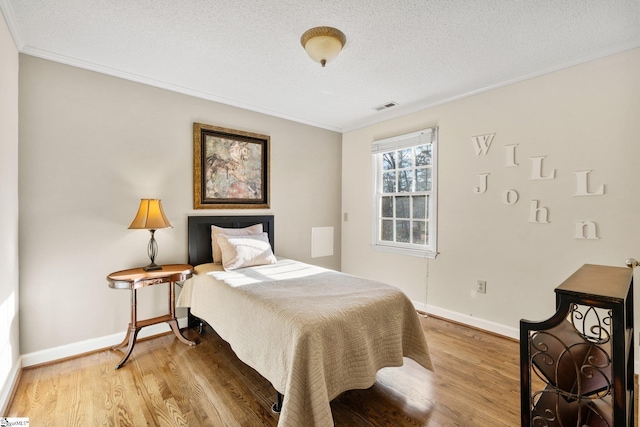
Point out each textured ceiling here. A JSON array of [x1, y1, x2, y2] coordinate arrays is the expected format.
[[2, 0, 640, 132]]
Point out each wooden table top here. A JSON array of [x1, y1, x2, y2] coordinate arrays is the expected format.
[[107, 264, 194, 289]]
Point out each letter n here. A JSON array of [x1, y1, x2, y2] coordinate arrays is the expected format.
[[575, 221, 599, 239]]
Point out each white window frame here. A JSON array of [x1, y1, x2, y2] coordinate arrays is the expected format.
[[371, 127, 438, 258]]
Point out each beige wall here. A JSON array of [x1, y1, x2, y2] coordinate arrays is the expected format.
[[0, 9, 20, 407], [18, 56, 342, 354], [342, 48, 640, 364], [14, 37, 640, 373]]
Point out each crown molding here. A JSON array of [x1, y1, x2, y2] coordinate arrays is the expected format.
[[0, 0, 24, 49], [342, 41, 640, 133], [20, 45, 343, 133]]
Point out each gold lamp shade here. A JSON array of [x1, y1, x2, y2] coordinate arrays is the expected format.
[[129, 199, 172, 230], [301, 26, 346, 67], [129, 199, 172, 271]]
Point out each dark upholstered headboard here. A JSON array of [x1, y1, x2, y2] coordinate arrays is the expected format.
[[187, 215, 275, 266]]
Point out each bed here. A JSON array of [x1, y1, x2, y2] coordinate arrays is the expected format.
[[178, 215, 433, 427]]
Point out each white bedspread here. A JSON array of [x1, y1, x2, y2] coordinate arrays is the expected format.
[[177, 258, 433, 427]]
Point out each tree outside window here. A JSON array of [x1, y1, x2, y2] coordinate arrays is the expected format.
[[372, 128, 437, 258]]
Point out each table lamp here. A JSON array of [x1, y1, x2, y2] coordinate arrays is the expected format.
[[128, 199, 173, 271]]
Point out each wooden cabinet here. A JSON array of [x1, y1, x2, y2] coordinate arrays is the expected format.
[[520, 264, 634, 427]]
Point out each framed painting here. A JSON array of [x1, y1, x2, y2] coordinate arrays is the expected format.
[[193, 123, 270, 209]]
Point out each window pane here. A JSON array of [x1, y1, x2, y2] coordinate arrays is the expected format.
[[382, 152, 396, 170], [415, 145, 432, 166], [382, 172, 396, 193], [398, 148, 412, 168], [412, 221, 427, 245], [396, 220, 410, 243], [395, 196, 410, 218], [373, 129, 436, 253], [425, 221, 430, 244], [398, 170, 412, 192], [415, 168, 431, 191], [381, 196, 393, 218], [425, 195, 430, 219], [381, 220, 393, 241], [413, 195, 426, 219]]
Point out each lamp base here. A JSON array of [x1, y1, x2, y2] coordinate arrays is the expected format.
[[143, 230, 162, 271], [143, 263, 162, 272]]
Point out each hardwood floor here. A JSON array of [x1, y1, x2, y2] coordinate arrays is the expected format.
[[6, 315, 638, 426]]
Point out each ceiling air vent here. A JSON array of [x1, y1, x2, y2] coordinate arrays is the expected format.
[[373, 101, 398, 112]]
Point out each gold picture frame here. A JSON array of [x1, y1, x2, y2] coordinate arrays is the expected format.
[[193, 123, 270, 209]]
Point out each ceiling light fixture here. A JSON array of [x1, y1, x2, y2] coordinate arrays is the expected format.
[[300, 26, 346, 67]]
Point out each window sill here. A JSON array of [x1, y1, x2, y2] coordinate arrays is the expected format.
[[371, 244, 438, 259]]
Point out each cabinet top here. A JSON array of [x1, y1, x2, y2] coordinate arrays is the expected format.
[[555, 263, 633, 301]]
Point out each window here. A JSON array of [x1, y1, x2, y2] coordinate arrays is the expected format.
[[371, 128, 437, 258]]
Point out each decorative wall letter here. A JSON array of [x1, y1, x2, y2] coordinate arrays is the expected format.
[[573, 170, 605, 196], [471, 133, 496, 156], [502, 189, 519, 205], [504, 144, 518, 167], [530, 156, 556, 180], [529, 200, 550, 223], [474, 173, 489, 194], [574, 221, 599, 239], [468, 131, 606, 240]]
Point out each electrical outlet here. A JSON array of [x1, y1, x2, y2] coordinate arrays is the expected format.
[[477, 280, 487, 294]]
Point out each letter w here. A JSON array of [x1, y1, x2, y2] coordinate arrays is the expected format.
[[471, 133, 496, 156]]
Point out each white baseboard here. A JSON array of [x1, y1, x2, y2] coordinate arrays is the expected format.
[[21, 317, 189, 368], [413, 301, 639, 376], [413, 301, 520, 340], [0, 358, 22, 414]]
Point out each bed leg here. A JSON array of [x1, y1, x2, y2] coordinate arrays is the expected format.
[[271, 392, 283, 414], [188, 309, 205, 334]]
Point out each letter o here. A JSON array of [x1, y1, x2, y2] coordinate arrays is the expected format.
[[502, 189, 519, 205]]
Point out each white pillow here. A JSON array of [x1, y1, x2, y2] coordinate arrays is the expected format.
[[216, 232, 277, 271], [211, 224, 263, 264]]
